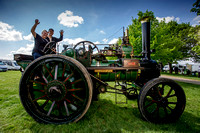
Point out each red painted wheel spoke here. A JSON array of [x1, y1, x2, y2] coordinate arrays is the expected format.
[[68, 88, 83, 92], [32, 94, 47, 102], [71, 79, 82, 85], [156, 87, 162, 97], [29, 80, 46, 86], [144, 101, 155, 109], [34, 89, 45, 93], [43, 64, 53, 78], [71, 94, 83, 102], [64, 73, 74, 83], [62, 64, 66, 78], [56, 102, 63, 117], [65, 98, 72, 103]]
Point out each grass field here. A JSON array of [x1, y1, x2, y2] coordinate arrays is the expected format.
[[0, 71, 200, 133]]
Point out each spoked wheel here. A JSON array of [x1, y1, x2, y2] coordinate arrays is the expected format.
[[19, 55, 93, 124], [138, 78, 186, 123], [73, 41, 99, 55], [43, 41, 57, 54]]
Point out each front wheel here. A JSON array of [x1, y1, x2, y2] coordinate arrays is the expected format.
[[19, 55, 93, 124], [138, 78, 186, 123]]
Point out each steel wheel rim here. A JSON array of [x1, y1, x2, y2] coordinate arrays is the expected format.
[[20, 56, 91, 123], [142, 82, 185, 123]]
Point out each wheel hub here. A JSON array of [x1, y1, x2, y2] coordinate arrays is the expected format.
[[159, 98, 168, 107], [46, 80, 67, 101]]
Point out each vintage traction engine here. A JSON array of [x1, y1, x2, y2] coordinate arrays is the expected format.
[[14, 19, 186, 124]]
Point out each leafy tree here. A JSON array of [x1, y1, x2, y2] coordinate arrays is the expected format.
[[128, 11, 189, 73], [126, 10, 200, 73], [191, 0, 200, 16], [190, 25, 200, 61], [128, 10, 156, 56], [137, 10, 155, 22], [128, 17, 142, 55], [117, 37, 122, 46], [152, 21, 185, 73]]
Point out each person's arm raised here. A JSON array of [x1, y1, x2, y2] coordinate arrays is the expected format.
[[31, 19, 40, 38]]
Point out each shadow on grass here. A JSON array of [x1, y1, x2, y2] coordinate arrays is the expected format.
[[1, 93, 199, 132], [24, 98, 200, 133], [1, 72, 199, 132]]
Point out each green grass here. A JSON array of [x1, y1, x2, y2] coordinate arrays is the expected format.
[[0, 71, 200, 133]]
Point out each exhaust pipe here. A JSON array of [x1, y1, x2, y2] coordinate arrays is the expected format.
[[141, 19, 151, 60], [137, 18, 160, 84]]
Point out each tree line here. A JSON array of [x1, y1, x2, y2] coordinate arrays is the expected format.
[[119, 8, 200, 73]]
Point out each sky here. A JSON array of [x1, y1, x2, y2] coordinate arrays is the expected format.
[[0, 0, 199, 60]]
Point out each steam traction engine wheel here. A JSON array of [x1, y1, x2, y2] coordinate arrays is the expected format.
[[138, 78, 186, 123], [19, 55, 93, 124]]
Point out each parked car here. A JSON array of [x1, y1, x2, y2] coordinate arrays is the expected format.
[[163, 64, 176, 72], [2, 60, 21, 70], [0, 61, 8, 72], [163, 65, 169, 72]]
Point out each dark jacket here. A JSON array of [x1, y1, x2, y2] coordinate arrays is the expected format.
[[32, 33, 48, 55], [46, 35, 63, 50]]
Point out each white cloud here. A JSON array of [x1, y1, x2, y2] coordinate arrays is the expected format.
[[57, 10, 84, 27], [99, 30, 106, 34], [58, 37, 85, 52], [6, 43, 33, 60], [175, 17, 180, 22], [62, 37, 85, 46], [12, 43, 33, 55], [192, 16, 200, 27], [193, 15, 200, 22], [0, 21, 23, 41], [156, 16, 180, 23], [108, 38, 118, 44], [23, 33, 34, 42], [102, 38, 108, 43], [93, 41, 101, 44], [102, 38, 118, 44]]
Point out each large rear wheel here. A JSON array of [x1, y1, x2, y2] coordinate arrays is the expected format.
[[19, 55, 93, 124]]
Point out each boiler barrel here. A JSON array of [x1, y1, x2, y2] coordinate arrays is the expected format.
[[90, 69, 139, 81]]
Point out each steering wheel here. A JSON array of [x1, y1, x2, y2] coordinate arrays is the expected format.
[[73, 41, 99, 55], [43, 41, 57, 54]]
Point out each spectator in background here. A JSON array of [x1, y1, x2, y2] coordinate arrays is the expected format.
[[174, 65, 178, 74], [198, 65, 200, 78]]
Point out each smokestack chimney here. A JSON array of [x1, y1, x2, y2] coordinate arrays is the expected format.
[[141, 19, 151, 60]]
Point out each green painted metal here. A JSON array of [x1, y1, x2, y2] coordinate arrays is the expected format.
[[94, 70, 138, 81], [121, 45, 133, 58], [61, 48, 74, 57], [91, 59, 122, 67], [17, 60, 32, 70]]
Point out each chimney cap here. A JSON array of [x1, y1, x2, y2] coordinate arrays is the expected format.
[[139, 16, 154, 23]]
